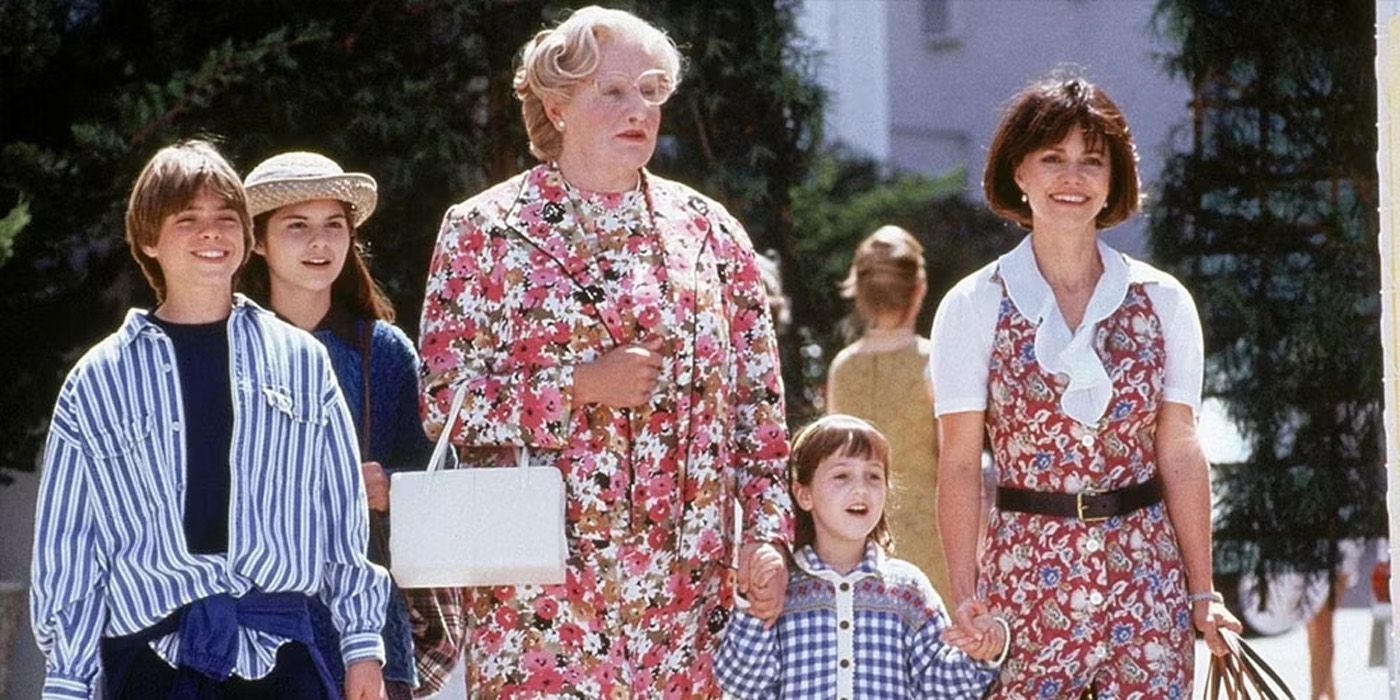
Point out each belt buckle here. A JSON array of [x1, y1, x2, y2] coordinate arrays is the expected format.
[[1077, 490, 1108, 522]]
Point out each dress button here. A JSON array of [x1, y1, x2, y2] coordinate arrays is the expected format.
[[1089, 590, 1105, 606], [171, 422, 182, 432], [839, 659, 851, 669], [1081, 434, 1096, 448], [840, 620, 850, 630], [839, 582, 850, 592], [1084, 538, 1101, 553]]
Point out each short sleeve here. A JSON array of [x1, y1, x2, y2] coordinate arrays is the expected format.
[[1145, 279, 1204, 415], [929, 267, 1000, 417]]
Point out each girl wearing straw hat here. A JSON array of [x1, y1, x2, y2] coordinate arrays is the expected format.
[[241, 152, 435, 700]]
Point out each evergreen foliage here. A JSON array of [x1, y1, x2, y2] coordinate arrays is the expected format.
[[0, 0, 824, 480], [1149, 0, 1383, 578], [0, 0, 1012, 483]]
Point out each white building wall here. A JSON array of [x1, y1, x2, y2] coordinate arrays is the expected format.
[[797, 0, 891, 162], [804, 0, 1190, 258]]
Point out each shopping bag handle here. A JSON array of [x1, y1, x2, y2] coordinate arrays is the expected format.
[[1204, 628, 1296, 700], [425, 382, 534, 481]]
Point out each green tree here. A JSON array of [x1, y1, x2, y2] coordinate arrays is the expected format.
[[0, 0, 823, 481], [1150, 0, 1383, 582]]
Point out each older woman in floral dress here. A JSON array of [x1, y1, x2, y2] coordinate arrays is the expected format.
[[417, 6, 792, 696]]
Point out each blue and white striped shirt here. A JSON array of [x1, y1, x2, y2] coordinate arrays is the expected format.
[[29, 296, 389, 699], [715, 544, 999, 699]]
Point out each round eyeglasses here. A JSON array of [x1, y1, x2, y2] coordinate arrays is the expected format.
[[591, 69, 675, 107]]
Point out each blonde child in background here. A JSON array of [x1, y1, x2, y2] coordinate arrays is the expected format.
[[825, 225, 951, 599], [714, 415, 1007, 699]]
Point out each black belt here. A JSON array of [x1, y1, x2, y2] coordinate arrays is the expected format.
[[996, 474, 1163, 522]]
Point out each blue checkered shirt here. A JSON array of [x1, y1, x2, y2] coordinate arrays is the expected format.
[[715, 544, 997, 699]]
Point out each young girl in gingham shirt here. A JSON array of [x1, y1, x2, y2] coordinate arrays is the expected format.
[[715, 415, 1008, 699]]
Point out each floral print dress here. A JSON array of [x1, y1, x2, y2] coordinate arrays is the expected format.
[[978, 271, 1193, 699], [418, 165, 792, 697]]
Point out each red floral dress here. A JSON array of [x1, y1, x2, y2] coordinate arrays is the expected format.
[[418, 165, 792, 697], [980, 272, 1193, 699]]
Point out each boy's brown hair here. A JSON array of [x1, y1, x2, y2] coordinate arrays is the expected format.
[[788, 414, 895, 552], [983, 74, 1140, 230], [840, 225, 926, 325], [125, 140, 252, 301]]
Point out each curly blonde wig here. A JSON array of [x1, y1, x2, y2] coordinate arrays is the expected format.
[[514, 6, 683, 161]]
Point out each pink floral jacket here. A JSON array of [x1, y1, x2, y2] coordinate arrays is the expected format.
[[418, 164, 792, 567]]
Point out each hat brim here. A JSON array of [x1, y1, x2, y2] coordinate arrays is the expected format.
[[245, 173, 378, 227]]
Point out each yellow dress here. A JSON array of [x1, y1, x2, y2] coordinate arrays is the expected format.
[[825, 330, 951, 600]]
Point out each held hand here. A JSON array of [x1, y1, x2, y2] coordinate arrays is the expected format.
[[1194, 599, 1244, 656], [746, 544, 787, 590], [573, 338, 665, 408], [941, 612, 1007, 662], [941, 597, 1006, 661], [344, 659, 386, 700], [737, 542, 789, 628], [361, 462, 389, 512]]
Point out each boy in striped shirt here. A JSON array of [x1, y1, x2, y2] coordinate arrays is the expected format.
[[29, 141, 389, 700]]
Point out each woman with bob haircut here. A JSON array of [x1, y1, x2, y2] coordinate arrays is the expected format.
[[929, 74, 1242, 697], [418, 5, 792, 696]]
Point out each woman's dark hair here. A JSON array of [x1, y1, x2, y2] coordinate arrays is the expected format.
[[789, 414, 894, 552], [983, 74, 1140, 230], [242, 201, 395, 322]]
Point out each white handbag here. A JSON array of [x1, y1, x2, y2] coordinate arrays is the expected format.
[[389, 383, 567, 587]]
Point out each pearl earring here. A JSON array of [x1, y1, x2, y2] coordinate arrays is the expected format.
[[556, 120, 565, 130], [1020, 192, 1028, 203]]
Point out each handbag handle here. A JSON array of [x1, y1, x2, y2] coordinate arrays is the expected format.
[[1204, 628, 1297, 700], [426, 383, 469, 474], [425, 382, 532, 481]]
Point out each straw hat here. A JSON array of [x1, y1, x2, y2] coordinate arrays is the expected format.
[[244, 152, 378, 227]]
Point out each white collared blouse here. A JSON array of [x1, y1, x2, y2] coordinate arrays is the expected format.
[[930, 236, 1203, 426]]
